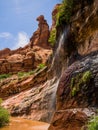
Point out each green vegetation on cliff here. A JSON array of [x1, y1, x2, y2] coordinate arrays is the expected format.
[[56, 0, 73, 26], [17, 63, 46, 80], [87, 116, 98, 130], [0, 99, 10, 127], [70, 71, 92, 97], [82, 71, 92, 83], [0, 63, 46, 81], [0, 74, 11, 80], [37, 63, 46, 70], [49, 0, 74, 45], [48, 28, 56, 46]]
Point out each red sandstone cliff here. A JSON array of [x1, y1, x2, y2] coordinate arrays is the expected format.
[[0, 15, 53, 122], [0, 15, 51, 74]]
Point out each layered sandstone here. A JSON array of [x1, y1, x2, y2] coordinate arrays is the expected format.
[[0, 15, 54, 123], [0, 15, 51, 74], [0, 46, 51, 74]]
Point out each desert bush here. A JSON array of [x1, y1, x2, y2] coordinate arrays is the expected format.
[[48, 28, 56, 46], [0, 99, 10, 127], [87, 116, 98, 130], [37, 63, 46, 70], [0, 74, 11, 80]]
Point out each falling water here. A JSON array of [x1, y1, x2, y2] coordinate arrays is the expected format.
[[48, 25, 70, 113], [49, 78, 60, 110], [57, 25, 70, 55], [50, 25, 70, 77]]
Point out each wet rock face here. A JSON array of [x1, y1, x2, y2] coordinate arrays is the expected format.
[[30, 15, 50, 48], [57, 51, 98, 110], [49, 52, 98, 130], [71, 0, 98, 55], [49, 0, 98, 129]]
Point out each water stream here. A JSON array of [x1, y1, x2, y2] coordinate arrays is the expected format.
[[51, 25, 70, 76], [0, 117, 49, 130]]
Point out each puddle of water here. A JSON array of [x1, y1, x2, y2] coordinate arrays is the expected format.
[[0, 117, 49, 130]]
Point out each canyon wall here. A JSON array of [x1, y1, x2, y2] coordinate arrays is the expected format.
[[1, 1, 98, 129], [49, 0, 98, 130]]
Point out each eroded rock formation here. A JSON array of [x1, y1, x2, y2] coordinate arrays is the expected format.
[[0, 46, 51, 74], [30, 15, 50, 48]]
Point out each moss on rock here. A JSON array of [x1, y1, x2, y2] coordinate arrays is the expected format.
[[48, 28, 56, 46], [70, 71, 92, 97]]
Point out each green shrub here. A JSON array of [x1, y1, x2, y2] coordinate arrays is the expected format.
[[87, 116, 98, 130], [37, 63, 46, 70], [70, 74, 82, 96], [17, 71, 35, 80], [48, 28, 56, 46], [18, 72, 25, 78], [0, 74, 11, 80], [56, 0, 73, 26], [28, 71, 35, 75], [17, 64, 46, 79], [82, 71, 92, 83], [71, 87, 77, 97], [70, 71, 92, 97], [0, 107, 10, 127], [0, 99, 10, 127]]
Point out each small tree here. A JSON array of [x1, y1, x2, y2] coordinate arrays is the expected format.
[[0, 99, 10, 127]]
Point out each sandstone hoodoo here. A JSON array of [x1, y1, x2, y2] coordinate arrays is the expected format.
[[0, 0, 98, 130], [30, 15, 50, 48]]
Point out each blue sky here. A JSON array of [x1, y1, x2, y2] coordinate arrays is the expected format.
[[0, 0, 59, 50]]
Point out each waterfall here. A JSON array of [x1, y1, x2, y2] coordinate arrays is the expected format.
[[48, 25, 70, 115], [57, 25, 70, 56], [50, 25, 70, 77]]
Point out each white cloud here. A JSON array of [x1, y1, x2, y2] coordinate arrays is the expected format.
[[0, 32, 12, 39], [0, 31, 29, 50], [13, 32, 29, 49]]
